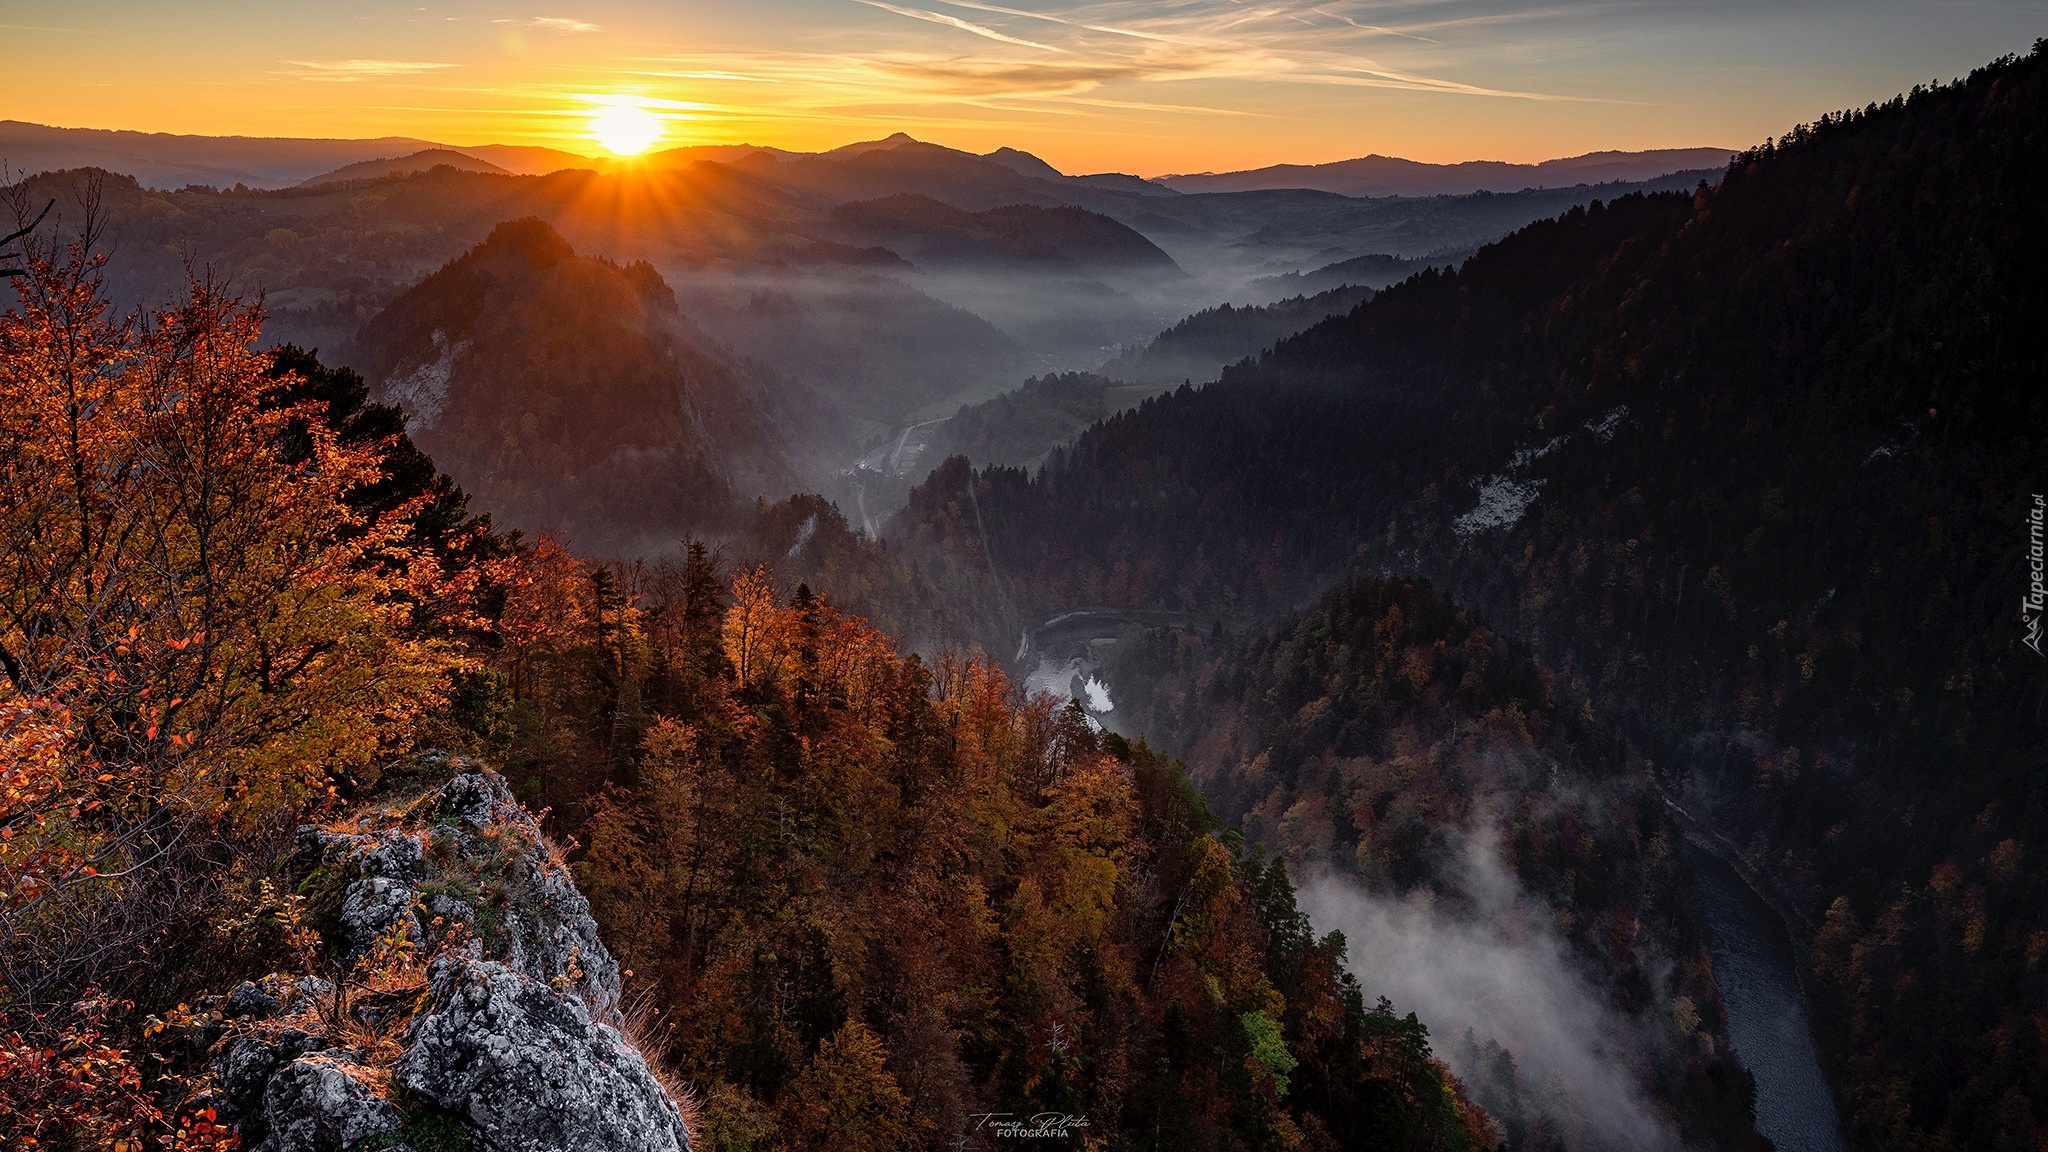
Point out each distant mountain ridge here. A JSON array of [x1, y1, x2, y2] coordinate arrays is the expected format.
[[0, 120, 595, 189], [7, 118, 1727, 201], [1159, 147, 1736, 197], [0, 120, 444, 189], [299, 148, 511, 187], [0, 120, 1137, 194]]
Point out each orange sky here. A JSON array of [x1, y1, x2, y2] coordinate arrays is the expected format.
[[5, 1, 2040, 174]]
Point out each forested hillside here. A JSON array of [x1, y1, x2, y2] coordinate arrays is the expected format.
[[1108, 578, 1769, 1151], [352, 218, 829, 554], [491, 543, 1501, 1152], [1100, 285, 1376, 390], [891, 44, 2048, 1150]]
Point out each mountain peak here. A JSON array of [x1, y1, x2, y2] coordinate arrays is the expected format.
[[982, 146, 1066, 181], [298, 147, 510, 187], [476, 216, 576, 270], [824, 131, 923, 158]]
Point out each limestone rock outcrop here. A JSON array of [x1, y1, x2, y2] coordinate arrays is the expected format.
[[205, 758, 688, 1152], [397, 955, 690, 1152]]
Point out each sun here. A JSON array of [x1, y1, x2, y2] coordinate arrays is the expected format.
[[590, 102, 663, 157]]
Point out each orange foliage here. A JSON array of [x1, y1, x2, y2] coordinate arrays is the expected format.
[[0, 993, 184, 1151], [523, 560, 1486, 1150], [0, 216, 463, 931]]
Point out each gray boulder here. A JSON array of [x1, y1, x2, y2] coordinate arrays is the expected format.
[[397, 954, 690, 1152], [215, 1029, 322, 1117], [225, 980, 282, 1020], [251, 1052, 409, 1152]]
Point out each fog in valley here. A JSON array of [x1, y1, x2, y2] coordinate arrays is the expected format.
[[1301, 827, 1683, 1152]]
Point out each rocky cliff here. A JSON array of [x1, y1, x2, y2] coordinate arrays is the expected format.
[[199, 759, 691, 1152]]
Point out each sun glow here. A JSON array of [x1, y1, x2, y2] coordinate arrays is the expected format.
[[590, 101, 663, 156]]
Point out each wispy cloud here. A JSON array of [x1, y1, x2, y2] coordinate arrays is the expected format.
[[494, 16, 603, 33], [773, 0, 1613, 107], [1310, 7, 1440, 43], [931, 0, 1190, 44], [627, 70, 783, 83], [849, 0, 1065, 52], [283, 59, 456, 82]]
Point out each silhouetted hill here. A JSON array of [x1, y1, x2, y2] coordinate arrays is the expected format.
[[893, 44, 2048, 1151], [738, 137, 1049, 208], [299, 148, 510, 186], [1100, 284, 1376, 387], [1249, 253, 1436, 298], [353, 218, 821, 553], [457, 143, 596, 175], [0, 119, 444, 188], [1160, 147, 1735, 196], [826, 194, 1181, 273], [980, 146, 1066, 181]]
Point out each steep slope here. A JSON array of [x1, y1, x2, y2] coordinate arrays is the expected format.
[[1108, 577, 1770, 1151], [354, 218, 817, 553], [892, 43, 2048, 1149], [481, 542, 1503, 1152]]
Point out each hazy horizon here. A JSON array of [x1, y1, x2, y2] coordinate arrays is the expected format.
[[1, 116, 1745, 181], [4, 1, 2038, 175]]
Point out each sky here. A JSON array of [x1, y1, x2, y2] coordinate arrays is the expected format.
[[3, 0, 2040, 174]]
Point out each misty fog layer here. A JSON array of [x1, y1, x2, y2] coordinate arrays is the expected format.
[[1300, 822, 1680, 1152]]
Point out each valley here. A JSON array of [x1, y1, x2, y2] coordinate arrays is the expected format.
[[9, 133, 1722, 545]]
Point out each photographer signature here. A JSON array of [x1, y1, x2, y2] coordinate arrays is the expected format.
[[967, 1112, 1092, 1139]]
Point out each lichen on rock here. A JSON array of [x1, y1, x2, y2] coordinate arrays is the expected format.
[[398, 955, 690, 1152], [204, 760, 688, 1152], [251, 1051, 409, 1152]]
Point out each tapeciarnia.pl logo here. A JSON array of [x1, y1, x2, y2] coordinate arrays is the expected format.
[[2026, 493, 2045, 656]]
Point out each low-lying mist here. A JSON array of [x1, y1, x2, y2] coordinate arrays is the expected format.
[[1299, 820, 1680, 1152]]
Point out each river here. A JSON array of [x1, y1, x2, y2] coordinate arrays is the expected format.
[[1689, 847, 1849, 1152]]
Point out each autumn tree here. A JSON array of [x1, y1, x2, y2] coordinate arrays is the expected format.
[[780, 1019, 909, 1152], [0, 191, 461, 1008]]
